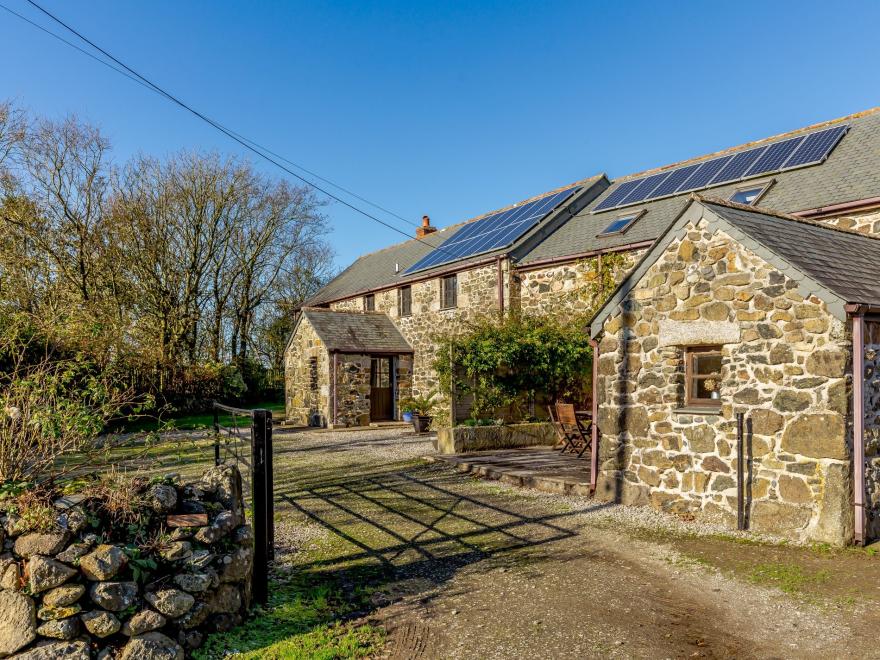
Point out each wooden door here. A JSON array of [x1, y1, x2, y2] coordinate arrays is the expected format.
[[370, 357, 393, 421]]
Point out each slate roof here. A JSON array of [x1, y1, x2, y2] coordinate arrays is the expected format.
[[521, 107, 880, 264], [700, 199, 880, 309], [301, 308, 412, 353], [588, 197, 880, 336], [307, 107, 880, 305], [305, 175, 606, 306]]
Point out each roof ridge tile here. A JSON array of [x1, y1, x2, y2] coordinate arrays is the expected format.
[[613, 106, 880, 184]]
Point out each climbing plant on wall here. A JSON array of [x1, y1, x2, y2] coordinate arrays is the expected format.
[[577, 251, 632, 315], [433, 313, 593, 421]]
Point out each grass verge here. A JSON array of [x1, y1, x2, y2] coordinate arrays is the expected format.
[[195, 566, 386, 659]]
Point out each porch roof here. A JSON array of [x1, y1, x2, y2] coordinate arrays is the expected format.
[[302, 308, 413, 354]]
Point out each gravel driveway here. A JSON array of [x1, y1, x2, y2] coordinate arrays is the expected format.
[[175, 426, 880, 658]]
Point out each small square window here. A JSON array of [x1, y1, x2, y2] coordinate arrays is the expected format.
[[685, 346, 723, 407], [440, 275, 457, 309], [363, 294, 375, 311], [598, 210, 643, 237], [729, 181, 771, 206], [398, 286, 412, 317]]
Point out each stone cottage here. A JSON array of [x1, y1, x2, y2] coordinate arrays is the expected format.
[[588, 196, 880, 546], [286, 106, 880, 543]]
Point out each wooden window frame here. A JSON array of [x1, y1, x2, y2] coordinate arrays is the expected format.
[[398, 285, 412, 317], [440, 274, 457, 309], [363, 293, 375, 311], [685, 346, 723, 408]]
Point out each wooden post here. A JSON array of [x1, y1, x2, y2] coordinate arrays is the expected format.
[[449, 341, 456, 426]]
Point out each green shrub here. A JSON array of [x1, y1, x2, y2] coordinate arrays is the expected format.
[[434, 313, 593, 421]]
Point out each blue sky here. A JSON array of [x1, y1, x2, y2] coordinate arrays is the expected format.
[[2, 0, 879, 269]]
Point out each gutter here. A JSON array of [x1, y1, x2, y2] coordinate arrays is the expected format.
[[310, 253, 507, 308], [794, 196, 880, 219], [514, 240, 655, 273]]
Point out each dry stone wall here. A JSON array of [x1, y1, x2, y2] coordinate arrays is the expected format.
[[0, 465, 253, 659], [597, 218, 853, 544], [284, 316, 330, 426]]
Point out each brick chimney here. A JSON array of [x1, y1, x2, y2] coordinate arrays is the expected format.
[[416, 215, 437, 239]]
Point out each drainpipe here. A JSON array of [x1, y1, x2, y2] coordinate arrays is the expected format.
[[331, 352, 338, 428], [496, 257, 505, 315], [851, 307, 867, 545], [590, 337, 600, 494]]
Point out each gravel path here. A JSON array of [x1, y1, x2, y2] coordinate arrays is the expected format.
[[262, 427, 880, 659]]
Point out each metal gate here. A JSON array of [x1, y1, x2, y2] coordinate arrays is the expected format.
[[212, 402, 275, 604]]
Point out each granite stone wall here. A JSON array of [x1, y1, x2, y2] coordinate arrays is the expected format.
[[0, 466, 252, 659], [329, 264, 503, 397], [596, 217, 853, 544], [284, 316, 330, 426], [517, 250, 645, 317], [334, 354, 371, 427], [813, 208, 880, 237], [329, 354, 413, 427]]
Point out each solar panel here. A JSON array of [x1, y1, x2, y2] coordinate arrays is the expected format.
[[709, 145, 768, 185], [645, 163, 702, 199], [619, 172, 671, 206], [404, 186, 579, 274], [782, 126, 847, 169], [743, 136, 804, 177], [591, 124, 848, 213], [593, 179, 643, 211], [676, 155, 734, 192]]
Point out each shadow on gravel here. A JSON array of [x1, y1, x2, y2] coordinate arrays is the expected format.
[[279, 462, 614, 619]]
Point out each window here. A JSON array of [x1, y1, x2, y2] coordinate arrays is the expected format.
[[308, 357, 318, 393], [598, 210, 644, 237], [398, 285, 412, 317], [685, 346, 723, 407], [440, 274, 457, 309], [363, 294, 375, 311], [729, 181, 771, 206]]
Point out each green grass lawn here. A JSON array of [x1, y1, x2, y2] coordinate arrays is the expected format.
[[116, 400, 286, 433], [194, 568, 385, 660]]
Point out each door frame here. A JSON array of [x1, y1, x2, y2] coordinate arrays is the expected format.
[[369, 355, 395, 422]]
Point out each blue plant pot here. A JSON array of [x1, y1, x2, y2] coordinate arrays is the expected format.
[[402, 412, 413, 423]]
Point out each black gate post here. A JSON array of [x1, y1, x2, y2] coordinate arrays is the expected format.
[[265, 410, 275, 561], [212, 406, 221, 466], [251, 409, 269, 604]]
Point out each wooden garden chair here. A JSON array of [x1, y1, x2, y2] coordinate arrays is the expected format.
[[555, 402, 591, 458], [547, 405, 571, 452]]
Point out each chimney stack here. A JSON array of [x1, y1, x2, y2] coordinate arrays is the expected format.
[[416, 215, 437, 239]]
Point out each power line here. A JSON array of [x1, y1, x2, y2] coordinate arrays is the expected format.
[[9, 0, 453, 256]]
